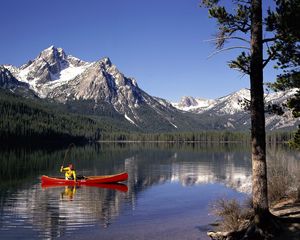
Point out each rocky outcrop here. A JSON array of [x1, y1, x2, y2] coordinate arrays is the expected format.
[[0, 66, 28, 89]]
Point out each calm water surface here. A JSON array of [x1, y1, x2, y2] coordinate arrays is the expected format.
[[0, 143, 299, 240]]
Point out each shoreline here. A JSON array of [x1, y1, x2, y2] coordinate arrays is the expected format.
[[207, 196, 300, 240]]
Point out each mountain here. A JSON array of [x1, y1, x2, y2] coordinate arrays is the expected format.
[[173, 88, 300, 130], [1, 46, 207, 132], [1, 46, 299, 133]]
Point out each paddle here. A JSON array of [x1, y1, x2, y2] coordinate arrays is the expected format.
[[62, 143, 75, 168]]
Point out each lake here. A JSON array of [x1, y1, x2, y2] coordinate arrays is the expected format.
[[0, 143, 299, 240]]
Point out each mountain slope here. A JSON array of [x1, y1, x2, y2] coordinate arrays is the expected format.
[[0, 66, 29, 90], [0, 89, 141, 143]]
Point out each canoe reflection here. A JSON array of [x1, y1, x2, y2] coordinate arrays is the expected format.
[[41, 182, 128, 193]]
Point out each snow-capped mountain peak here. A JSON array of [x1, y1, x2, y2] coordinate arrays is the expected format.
[[172, 96, 217, 113], [177, 96, 198, 107], [38, 45, 66, 60], [7, 46, 92, 97], [100, 57, 112, 67], [215, 88, 250, 114]]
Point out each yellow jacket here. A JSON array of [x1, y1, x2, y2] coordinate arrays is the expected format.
[[60, 166, 76, 181]]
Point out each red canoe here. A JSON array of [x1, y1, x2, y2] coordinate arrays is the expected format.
[[41, 172, 128, 186]]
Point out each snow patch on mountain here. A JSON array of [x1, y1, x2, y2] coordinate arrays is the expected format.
[[213, 88, 250, 115], [46, 63, 93, 90], [125, 114, 137, 126], [265, 88, 298, 103], [169, 121, 178, 129]]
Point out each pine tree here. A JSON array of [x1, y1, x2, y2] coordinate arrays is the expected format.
[[201, 0, 299, 237]]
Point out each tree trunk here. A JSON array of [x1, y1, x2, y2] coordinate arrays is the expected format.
[[296, 177, 300, 202], [250, 0, 270, 225]]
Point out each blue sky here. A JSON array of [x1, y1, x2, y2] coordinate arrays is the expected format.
[[0, 0, 277, 102]]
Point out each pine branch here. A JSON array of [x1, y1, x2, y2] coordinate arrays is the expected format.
[[207, 46, 250, 59], [262, 37, 278, 43], [229, 60, 250, 74], [203, 36, 250, 43], [263, 53, 275, 68], [263, 43, 281, 68], [233, 0, 251, 4]]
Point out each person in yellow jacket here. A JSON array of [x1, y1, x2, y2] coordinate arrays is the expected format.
[[60, 164, 76, 181]]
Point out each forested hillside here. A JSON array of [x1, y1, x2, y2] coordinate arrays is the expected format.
[[0, 90, 136, 143]]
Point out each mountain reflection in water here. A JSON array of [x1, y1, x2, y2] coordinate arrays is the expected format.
[[0, 143, 299, 240]]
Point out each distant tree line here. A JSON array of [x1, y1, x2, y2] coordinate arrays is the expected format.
[[99, 130, 293, 144]]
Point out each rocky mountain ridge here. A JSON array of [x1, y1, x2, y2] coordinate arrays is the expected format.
[[1, 46, 299, 132], [172, 88, 299, 130]]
